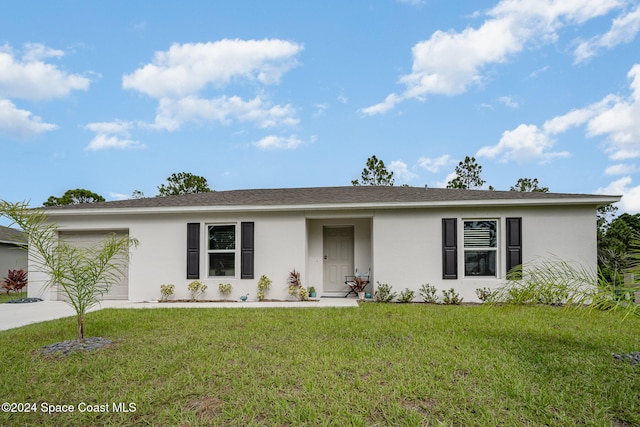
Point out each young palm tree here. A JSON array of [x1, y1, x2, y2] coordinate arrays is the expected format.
[[0, 200, 137, 341]]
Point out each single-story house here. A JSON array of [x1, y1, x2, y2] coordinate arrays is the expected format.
[[0, 226, 27, 279], [27, 186, 620, 302]]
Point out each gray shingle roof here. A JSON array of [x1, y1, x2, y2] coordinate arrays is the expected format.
[[42, 186, 619, 212], [0, 226, 27, 245]]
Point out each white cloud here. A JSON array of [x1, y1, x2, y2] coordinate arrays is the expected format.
[[585, 65, 640, 160], [417, 154, 454, 173], [122, 39, 302, 133], [254, 135, 304, 150], [605, 163, 637, 175], [109, 192, 131, 201], [0, 99, 57, 138], [362, 0, 624, 115], [389, 160, 418, 181], [360, 93, 402, 116], [498, 96, 519, 108], [477, 123, 570, 163], [596, 176, 640, 213], [84, 120, 144, 151], [0, 43, 90, 100], [435, 171, 458, 188], [152, 95, 298, 131], [313, 103, 328, 117], [480, 63, 640, 164], [123, 39, 302, 99], [574, 3, 640, 63]]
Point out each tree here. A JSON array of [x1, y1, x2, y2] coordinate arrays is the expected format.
[[446, 156, 486, 189], [157, 172, 211, 196], [351, 155, 395, 186], [43, 188, 105, 206], [0, 200, 137, 341], [510, 178, 549, 192], [131, 190, 145, 199]]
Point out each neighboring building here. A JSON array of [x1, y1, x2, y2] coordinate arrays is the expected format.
[[28, 186, 620, 302], [0, 226, 27, 279]]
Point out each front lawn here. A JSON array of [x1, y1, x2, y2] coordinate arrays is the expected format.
[[0, 304, 638, 426]]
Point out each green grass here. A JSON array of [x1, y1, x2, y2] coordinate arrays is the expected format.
[[1, 304, 638, 426], [0, 291, 26, 303]]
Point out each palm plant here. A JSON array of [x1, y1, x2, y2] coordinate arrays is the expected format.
[[0, 200, 137, 341]]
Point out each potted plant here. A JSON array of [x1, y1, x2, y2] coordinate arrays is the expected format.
[[308, 286, 317, 298], [287, 269, 307, 300], [353, 276, 367, 300]]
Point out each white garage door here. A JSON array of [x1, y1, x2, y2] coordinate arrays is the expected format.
[[57, 230, 130, 300]]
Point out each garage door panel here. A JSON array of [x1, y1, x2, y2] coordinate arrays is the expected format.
[[57, 230, 129, 301]]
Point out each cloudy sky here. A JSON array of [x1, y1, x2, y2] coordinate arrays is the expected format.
[[2, 0, 640, 213]]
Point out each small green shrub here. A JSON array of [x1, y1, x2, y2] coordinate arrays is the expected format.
[[218, 283, 232, 300], [475, 287, 493, 303], [375, 282, 396, 303], [418, 283, 438, 303], [398, 288, 415, 303], [187, 280, 207, 301], [257, 275, 272, 301], [442, 288, 462, 305], [159, 284, 174, 301]]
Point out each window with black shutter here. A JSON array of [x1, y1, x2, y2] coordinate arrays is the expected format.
[[186, 223, 200, 279], [241, 222, 254, 279], [505, 217, 522, 276], [442, 218, 457, 279]]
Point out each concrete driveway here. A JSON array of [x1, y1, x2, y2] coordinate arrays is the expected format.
[[0, 298, 359, 332]]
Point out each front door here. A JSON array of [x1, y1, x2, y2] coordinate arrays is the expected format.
[[323, 227, 354, 293]]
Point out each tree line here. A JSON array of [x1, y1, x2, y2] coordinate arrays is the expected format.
[[351, 154, 549, 192]]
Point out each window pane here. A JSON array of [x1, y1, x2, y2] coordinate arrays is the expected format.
[[209, 253, 235, 276], [464, 221, 496, 248], [208, 225, 235, 250], [464, 251, 496, 276]]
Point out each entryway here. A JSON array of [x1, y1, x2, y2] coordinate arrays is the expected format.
[[322, 226, 354, 294]]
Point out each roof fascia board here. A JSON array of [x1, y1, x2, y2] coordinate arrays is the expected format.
[[43, 196, 622, 217]]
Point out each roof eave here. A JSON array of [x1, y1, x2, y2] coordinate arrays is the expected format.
[[43, 195, 622, 217]]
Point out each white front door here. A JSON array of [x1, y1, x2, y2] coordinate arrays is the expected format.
[[323, 227, 354, 293]]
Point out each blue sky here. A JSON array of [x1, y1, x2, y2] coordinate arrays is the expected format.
[[2, 0, 640, 214]]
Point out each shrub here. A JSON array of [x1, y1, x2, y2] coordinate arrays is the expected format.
[[375, 282, 396, 303], [442, 288, 463, 305], [398, 288, 415, 303], [257, 275, 272, 301], [1, 269, 27, 294], [218, 283, 232, 300], [492, 259, 594, 306], [475, 287, 493, 303], [288, 269, 306, 300], [418, 283, 438, 303], [187, 280, 207, 301], [159, 284, 174, 301]]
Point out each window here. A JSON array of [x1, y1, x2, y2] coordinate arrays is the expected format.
[[208, 225, 236, 277], [463, 220, 497, 276]]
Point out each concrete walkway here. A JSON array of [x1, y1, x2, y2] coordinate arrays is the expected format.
[[0, 298, 359, 332]]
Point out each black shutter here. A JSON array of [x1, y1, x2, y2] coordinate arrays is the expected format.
[[187, 223, 200, 279], [241, 222, 254, 279], [442, 218, 457, 279], [506, 217, 522, 274]]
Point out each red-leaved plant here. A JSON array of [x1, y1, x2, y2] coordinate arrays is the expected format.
[[1, 269, 27, 294]]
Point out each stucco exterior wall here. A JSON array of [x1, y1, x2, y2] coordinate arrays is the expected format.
[[0, 243, 27, 279], [29, 202, 598, 303], [373, 205, 597, 302]]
